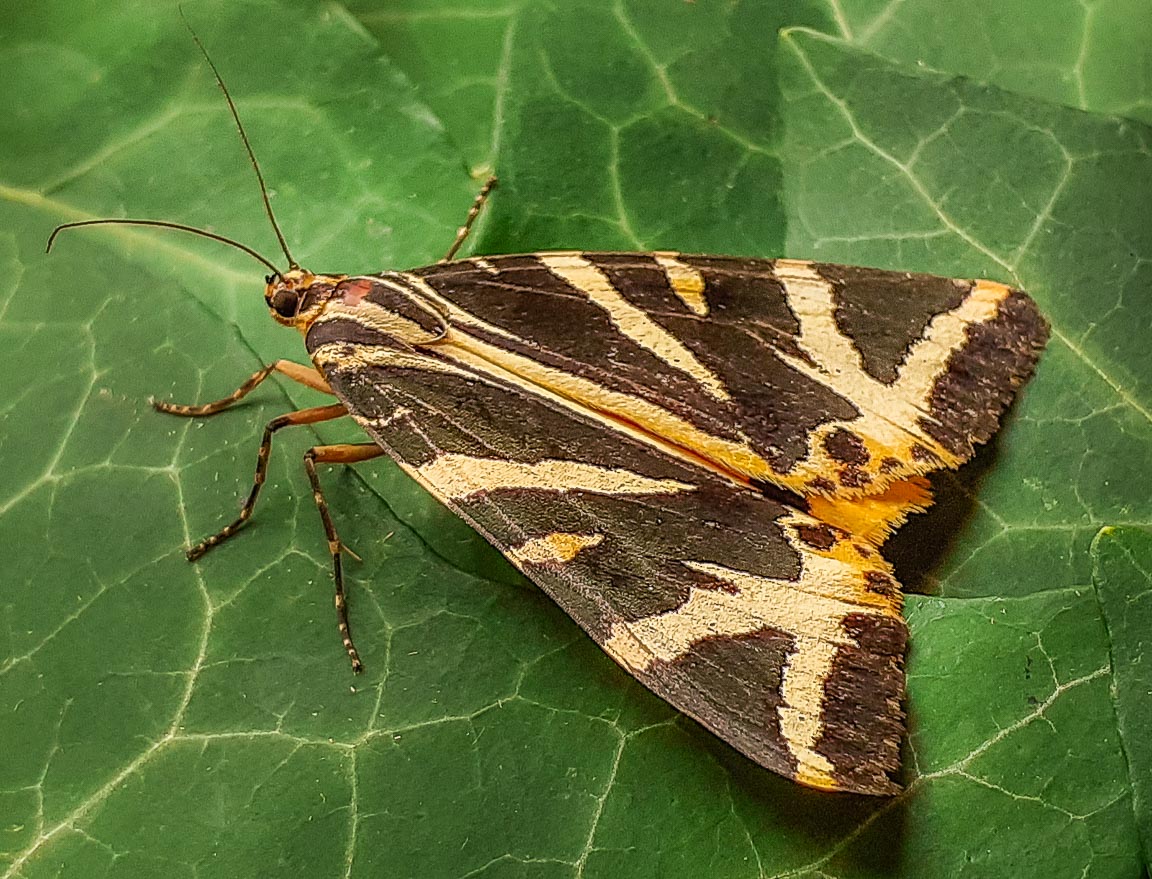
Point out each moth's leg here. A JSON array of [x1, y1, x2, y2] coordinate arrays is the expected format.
[[154, 360, 333, 417], [187, 403, 349, 561], [440, 175, 498, 263], [303, 442, 387, 673]]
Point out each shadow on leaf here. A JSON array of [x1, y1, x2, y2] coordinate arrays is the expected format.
[[887, 437, 1002, 596]]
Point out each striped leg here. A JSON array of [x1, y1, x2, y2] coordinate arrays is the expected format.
[[303, 443, 387, 673], [441, 175, 497, 263], [187, 404, 348, 560], [153, 359, 333, 417]]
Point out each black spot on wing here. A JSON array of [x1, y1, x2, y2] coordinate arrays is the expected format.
[[823, 428, 870, 465], [796, 523, 840, 551]]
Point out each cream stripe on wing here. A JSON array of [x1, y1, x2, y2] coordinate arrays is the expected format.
[[417, 453, 696, 499], [398, 272, 523, 343], [311, 294, 441, 346], [653, 252, 708, 316], [774, 259, 864, 387], [898, 279, 1009, 399], [539, 252, 730, 401], [434, 332, 774, 481], [310, 342, 475, 378], [775, 260, 1003, 411], [778, 635, 841, 787], [604, 560, 858, 787], [772, 259, 1009, 472], [602, 512, 900, 788], [507, 532, 604, 566], [607, 560, 869, 658]]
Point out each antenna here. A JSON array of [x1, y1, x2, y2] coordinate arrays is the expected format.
[[46, 218, 282, 274], [180, 8, 298, 269]]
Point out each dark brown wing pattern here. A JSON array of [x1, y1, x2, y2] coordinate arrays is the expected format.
[[408, 253, 1047, 498], [304, 252, 1048, 794]]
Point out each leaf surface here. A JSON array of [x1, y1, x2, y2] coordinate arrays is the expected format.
[[1092, 526, 1152, 865], [827, 0, 1152, 123], [1, 1, 1150, 878], [354, 0, 1152, 170]]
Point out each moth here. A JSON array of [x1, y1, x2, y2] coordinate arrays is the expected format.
[[48, 33, 1049, 796]]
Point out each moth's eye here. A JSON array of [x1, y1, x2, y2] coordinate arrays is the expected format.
[[269, 287, 300, 319]]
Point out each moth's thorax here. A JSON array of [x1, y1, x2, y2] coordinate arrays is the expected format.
[[306, 273, 449, 347]]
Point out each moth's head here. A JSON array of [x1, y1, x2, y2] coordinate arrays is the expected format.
[[265, 268, 344, 332]]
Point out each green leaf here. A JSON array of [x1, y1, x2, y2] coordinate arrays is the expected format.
[[827, 0, 1152, 124], [1092, 526, 1152, 864], [3, 1, 1150, 878], [355, 0, 1152, 171]]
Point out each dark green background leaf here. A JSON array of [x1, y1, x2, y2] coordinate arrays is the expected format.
[[1, 1, 1149, 877], [356, 0, 1152, 167], [1093, 526, 1152, 866]]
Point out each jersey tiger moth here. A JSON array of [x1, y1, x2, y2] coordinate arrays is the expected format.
[[47, 30, 1048, 796]]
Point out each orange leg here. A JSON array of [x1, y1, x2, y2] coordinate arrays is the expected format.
[[153, 359, 333, 417], [304, 443, 388, 673], [186, 404, 348, 560]]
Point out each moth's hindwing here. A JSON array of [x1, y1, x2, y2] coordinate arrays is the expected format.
[[305, 253, 1049, 795]]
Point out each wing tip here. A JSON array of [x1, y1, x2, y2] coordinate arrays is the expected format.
[[920, 286, 1049, 458]]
